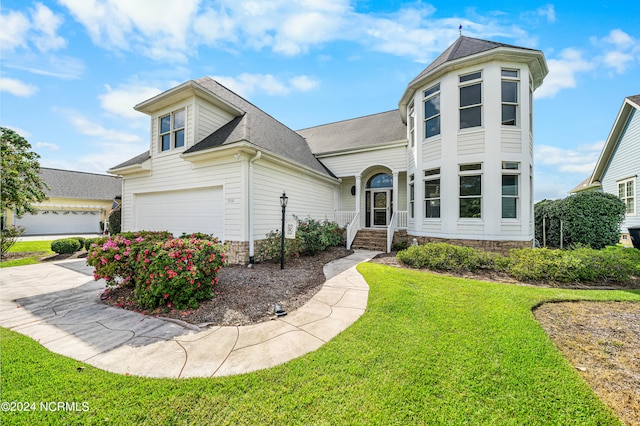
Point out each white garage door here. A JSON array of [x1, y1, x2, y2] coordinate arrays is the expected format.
[[133, 187, 224, 239], [15, 210, 101, 235]]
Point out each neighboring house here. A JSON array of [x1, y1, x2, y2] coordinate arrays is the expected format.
[[571, 95, 640, 246], [5, 168, 121, 235], [109, 36, 548, 263]]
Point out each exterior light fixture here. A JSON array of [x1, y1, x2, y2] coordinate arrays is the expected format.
[[280, 191, 288, 270]]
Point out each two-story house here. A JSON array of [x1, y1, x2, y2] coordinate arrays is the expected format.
[[109, 36, 548, 263]]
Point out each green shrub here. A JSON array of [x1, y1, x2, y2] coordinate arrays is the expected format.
[[51, 238, 81, 254], [256, 230, 303, 263], [1, 225, 25, 255], [498, 245, 639, 284], [108, 206, 122, 234], [397, 242, 638, 286], [535, 192, 626, 249], [397, 242, 494, 272], [295, 217, 345, 255], [75, 237, 86, 249], [133, 238, 227, 310]]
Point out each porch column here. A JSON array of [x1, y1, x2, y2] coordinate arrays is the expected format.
[[355, 175, 361, 221], [392, 171, 399, 216]]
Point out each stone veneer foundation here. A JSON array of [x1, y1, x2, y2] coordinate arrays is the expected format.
[[393, 230, 533, 255]]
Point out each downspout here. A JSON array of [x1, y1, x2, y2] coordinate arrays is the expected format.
[[248, 150, 262, 266]]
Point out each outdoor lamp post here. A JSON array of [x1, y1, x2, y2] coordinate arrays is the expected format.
[[280, 191, 288, 270]]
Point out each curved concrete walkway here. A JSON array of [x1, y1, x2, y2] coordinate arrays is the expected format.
[[0, 250, 378, 378]]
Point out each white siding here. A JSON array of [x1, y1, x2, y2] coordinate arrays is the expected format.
[[319, 146, 406, 177], [422, 137, 441, 162], [601, 109, 640, 232], [252, 161, 338, 238], [121, 153, 245, 241], [195, 99, 235, 142]]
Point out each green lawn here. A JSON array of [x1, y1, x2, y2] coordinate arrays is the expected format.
[[0, 240, 54, 268], [1, 262, 638, 425]]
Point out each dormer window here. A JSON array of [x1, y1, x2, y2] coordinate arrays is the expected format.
[[459, 71, 482, 129], [160, 109, 185, 151]]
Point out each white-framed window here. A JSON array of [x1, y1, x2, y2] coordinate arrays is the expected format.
[[618, 177, 636, 215], [501, 162, 520, 219], [459, 163, 482, 218], [424, 168, 441, 218], [424, 83, 441, 138], [459, 71, 482, 129], [501, 69, 519, 126], [159, 108, 185, 152], [409, 102, 416, 147], [409, 173, 415, 218]]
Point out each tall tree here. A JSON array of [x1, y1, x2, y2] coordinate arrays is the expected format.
[[1, 127, 49, 218]]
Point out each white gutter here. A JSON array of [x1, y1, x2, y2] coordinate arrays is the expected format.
[[248, 150, 262, 265]]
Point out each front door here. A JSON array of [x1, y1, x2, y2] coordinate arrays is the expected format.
[[371, 190, 390, 227]]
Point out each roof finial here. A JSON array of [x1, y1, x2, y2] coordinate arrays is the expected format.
[[459, 24, 462, 36]]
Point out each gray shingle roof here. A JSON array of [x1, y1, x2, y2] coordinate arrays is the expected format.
[[627, 94, 640, 107], [409, 36, 540, 87], [298, 110, 407, 155], [39, 168, 121, 200], [110, 150, 150, 171], [184, 77, 333, 177]]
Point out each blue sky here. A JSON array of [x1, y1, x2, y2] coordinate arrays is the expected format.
[[1, 1, 639, 202]]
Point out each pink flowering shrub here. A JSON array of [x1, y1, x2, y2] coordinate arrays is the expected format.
[[87, 231, 173, 287], [133, 238, 227, 310]]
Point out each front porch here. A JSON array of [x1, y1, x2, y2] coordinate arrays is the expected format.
[[333, 167, 408, 252], [334, 210, 407, 252]]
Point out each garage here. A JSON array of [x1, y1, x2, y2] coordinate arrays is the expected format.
[[133, 187, 224, 239], [14, 210, 101, 235]]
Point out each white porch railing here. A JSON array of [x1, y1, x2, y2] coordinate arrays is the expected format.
[[387, 210, 408, 252], [387, 211, 397, 253], [346, 212, 360, 250], [334, 210, 357, 227], [397, 211, 408, 229]]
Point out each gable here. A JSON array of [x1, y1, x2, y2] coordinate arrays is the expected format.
[[601, 108, 640, 185], [592, 95, 640, 184]]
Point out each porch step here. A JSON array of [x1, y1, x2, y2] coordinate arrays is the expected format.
[[351, 229, 387, 251]]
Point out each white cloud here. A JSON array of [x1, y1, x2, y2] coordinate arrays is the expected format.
[[35, 142, 60, 151], [535, 48, 594, 99], [212, 73, 320, 97], [54, 108, 148, 173], [0, 9, 30, 51], [591, 29, 640, 74], [537, 4, 556, 23], [4, 126, 32, 138], [57, 108, 142, 143], [6, 55, 85, 80], [535, 142, 603, 174], [59, 0, 536, 64], [60, 0, 200, 62], [99, 83, 163, 119], [0, 3, 66, 53], [31, 3, 66, 51], [0, 77, 38, 97]]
